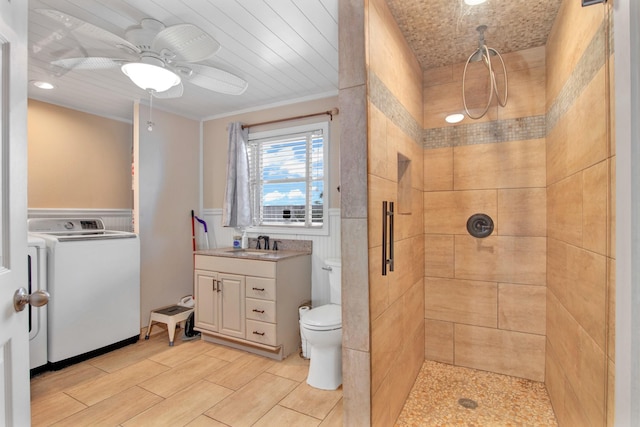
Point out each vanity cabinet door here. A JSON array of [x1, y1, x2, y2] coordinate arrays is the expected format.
[[194, 270, 219, 332], [218, 273, 246, 339]]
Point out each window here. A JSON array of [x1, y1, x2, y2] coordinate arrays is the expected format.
[[247, 122, 329, 234]]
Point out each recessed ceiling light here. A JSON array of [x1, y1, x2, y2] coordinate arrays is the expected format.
[[464, 0, 487, 5], [445, 113, 464, 124], [32, 81, 55, 90]]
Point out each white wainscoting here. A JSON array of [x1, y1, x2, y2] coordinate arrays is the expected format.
[[28, 208, 341, 306], [28, 209, 134, 232], [197, 208, 341, 306]]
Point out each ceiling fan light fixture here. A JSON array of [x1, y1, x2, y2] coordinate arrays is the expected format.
[[121, 62, 180, 92]]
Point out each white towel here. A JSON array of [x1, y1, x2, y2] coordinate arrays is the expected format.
[[222, 122, 251, 227]]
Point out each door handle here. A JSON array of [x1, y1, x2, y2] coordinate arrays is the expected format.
[[388, 201, 394, 272], [14, 288, 49, 312], [382, 201, 395, 276]]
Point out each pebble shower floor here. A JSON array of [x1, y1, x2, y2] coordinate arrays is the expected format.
[[395, 360, 558, 426]]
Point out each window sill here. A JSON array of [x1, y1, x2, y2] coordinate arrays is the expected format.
[[245, 223, 329, 237]]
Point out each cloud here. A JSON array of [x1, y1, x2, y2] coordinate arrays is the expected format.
[[264, 191, 286, 203], [262, 188, 306, 206], [287, 189, 304, 200]]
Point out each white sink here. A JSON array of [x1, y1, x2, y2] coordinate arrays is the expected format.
[[225, 249, 269, 256]]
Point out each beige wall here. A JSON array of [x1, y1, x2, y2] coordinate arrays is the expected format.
[[135, 104, 200, 327], [28, 99, 133, 209], [202, 96, 341, 210], [339, 0, 425, 424], [423, 47, 547, 382], [544, 1, 614, 426]]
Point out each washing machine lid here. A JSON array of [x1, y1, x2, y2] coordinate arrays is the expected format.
[[301, 304, 342, 329], [27, 235, 46, 249]]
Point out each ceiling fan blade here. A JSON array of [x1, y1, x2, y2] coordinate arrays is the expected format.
[[51, 57, 126, 70], [152, 83, 184, 99], [152, 24, 221, 63], [35, 9, 141, 54], [187, 64, 248, 95]]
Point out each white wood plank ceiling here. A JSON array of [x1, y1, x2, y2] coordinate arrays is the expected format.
[[28, 0, 339, 122], [27, 0, 561, 123]]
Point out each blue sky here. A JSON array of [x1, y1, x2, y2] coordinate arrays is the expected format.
[[260, 137, 324, 207]]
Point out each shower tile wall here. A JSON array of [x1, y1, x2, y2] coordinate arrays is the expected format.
[[339, 0, 425, 425], [339, 0, 370, 424], [422, 47, 547, 381], [367, 0, 425, 426], [545, 0, 614, 426]]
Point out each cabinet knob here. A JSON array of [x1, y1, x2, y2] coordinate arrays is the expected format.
[[252, 309, 265, 314], [252, 287, 265, 292], [252, 331, 265, 336]]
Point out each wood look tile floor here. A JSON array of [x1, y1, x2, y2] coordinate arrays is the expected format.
[[30, 327, 343, 427]]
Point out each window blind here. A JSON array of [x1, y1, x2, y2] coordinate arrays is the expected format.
[[248, 129, 324, 227]]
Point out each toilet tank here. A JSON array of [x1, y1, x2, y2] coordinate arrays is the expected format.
[[325, 258, 342, 305]]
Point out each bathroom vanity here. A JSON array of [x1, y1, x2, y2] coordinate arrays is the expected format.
[[193, 248, 311, 360]]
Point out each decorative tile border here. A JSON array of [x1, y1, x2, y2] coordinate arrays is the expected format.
[[423, 116, 546, 149], [369, 73, 423, 145], [546, 19, 608, 133]]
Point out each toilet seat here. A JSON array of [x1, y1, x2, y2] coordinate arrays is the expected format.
[[300, 304, 341, 331]]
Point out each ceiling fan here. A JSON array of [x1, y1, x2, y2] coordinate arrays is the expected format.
[[34, 9, 249, 99]]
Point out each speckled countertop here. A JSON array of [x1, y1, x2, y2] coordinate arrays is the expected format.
[[194, 247, 311, 261]]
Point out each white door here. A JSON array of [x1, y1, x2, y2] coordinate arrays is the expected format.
[[0, 1, 31, 425]]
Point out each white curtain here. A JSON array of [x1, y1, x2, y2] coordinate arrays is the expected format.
[[222, 122, 251, 227]]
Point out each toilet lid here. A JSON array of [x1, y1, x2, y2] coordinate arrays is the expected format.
[[301, 304, 342, 329]]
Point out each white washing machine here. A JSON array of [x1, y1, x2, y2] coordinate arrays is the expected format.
[[28, 218, 140, 370], [27, 235, 47, 372]]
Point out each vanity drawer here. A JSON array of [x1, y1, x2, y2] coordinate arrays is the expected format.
[[246, 298, 276, 323], [246, 277, 276, 300], [246, 319, 277, 346]]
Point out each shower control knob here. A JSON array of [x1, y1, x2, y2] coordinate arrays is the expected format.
[[466, 213, 494, 238], [13, 288, 50, 312]]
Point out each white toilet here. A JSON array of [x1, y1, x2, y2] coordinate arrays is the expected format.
[[300, 258, 342, 390]]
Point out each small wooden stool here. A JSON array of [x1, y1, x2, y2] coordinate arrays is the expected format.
[[145, 304, 194, 346]]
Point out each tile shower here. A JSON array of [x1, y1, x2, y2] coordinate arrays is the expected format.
[[339, 0, 614, 425]]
